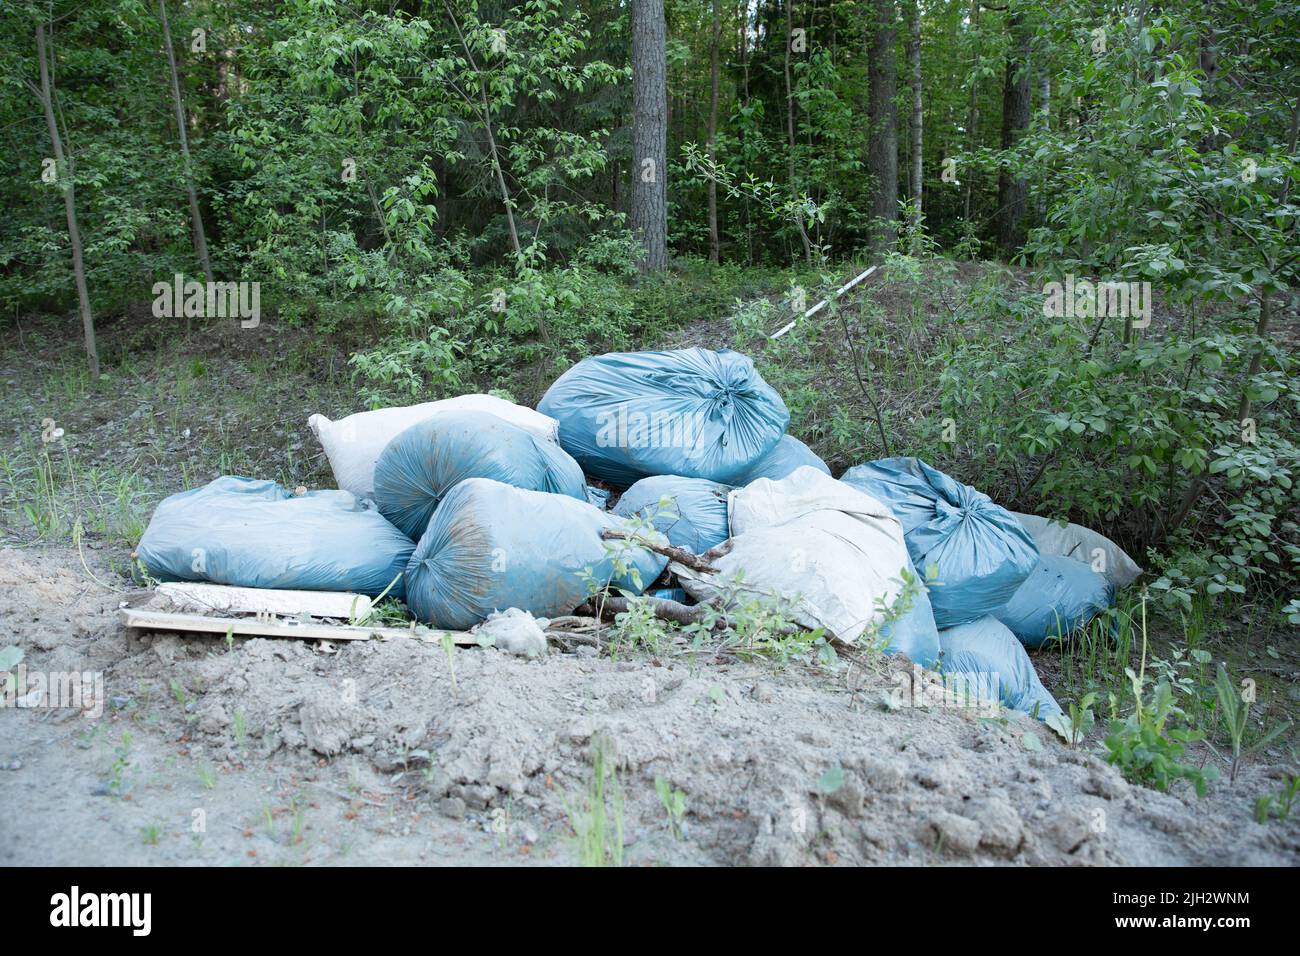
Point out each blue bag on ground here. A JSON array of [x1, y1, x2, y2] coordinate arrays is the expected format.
[[373, 409, 586, 540], [993, 555, 1115, 647], [538, 347, 789, 486], [136, 476, 413, 598], [881, 574, 943, 669], [731, 434, 830, 485], [611, 475, 731, 554], [841, 457, 1039, 628], [938, 616, 1062, 719], [404, 478, 668, 630]]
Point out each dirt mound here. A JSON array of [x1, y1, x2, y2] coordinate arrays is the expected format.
[[2, 546, 1298, 866]]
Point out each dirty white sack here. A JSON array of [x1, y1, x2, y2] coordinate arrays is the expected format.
[[672, 467, 918, 645], [308, 395, 560, 500], [1010, 512, 1141, 589]]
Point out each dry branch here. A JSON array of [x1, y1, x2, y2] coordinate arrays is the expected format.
[[599, 529, 719, 573], [579, 594, 718, 627]]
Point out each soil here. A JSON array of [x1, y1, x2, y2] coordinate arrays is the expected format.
[[2, 542, 1297, 866]]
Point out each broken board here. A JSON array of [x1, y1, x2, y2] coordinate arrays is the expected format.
[[150, 581, 372, 619], [118, 608, 478, 645]]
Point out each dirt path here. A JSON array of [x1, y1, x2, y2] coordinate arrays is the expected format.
[[3, 545, 1297, 866]]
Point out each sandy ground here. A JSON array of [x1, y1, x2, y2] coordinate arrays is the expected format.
[[2, 545, 1297, 867]]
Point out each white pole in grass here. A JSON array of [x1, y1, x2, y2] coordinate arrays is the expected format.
[[769, 264, 878, 340]]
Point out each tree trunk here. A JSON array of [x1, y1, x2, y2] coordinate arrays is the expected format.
[[996, 8, 1031, 252], [1036, 72, 1050, 216], [866, 0, 899, 250], [707, 0, 721, 263], [1199, 26, 1219, 153], [631, 0, 668, 271], [159, 0, 213, 284], [34, 22, 99, 379], [784, 0, 813, 263], [738, 0, 752, 263], [962, 0, 980, 222], [443, 1, 522, 266], [1237, 294, 1272, 423], [480, 74, 523, 264], [906, 0, 923, 230]]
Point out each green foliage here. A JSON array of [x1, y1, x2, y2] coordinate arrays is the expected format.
[[108, 730, 134, 797], [1214, 664, 1293, 783], [1046, 691, 1097, 747], [1254, 772, 1299, 824], [654, 776, 686, 840], [567, 735, 624, 867], [677, 578, 834, 667], [1, 0, 1296, 627], [1103, 676, 1216, 797], [611, 596, 674, 658]]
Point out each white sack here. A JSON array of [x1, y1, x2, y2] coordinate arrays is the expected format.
[[673, 467, 923, 647], [308, 395, 559, 500], [1011, 512, 1141, 589]]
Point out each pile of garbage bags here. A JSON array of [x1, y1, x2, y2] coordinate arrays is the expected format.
[[136, 347, 1141, 719]]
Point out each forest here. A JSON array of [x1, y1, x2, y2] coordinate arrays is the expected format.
[[0, 0, 1297, 868]]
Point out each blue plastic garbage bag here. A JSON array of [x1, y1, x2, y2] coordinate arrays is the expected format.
[[937, 616, 1062, 719], [994, 555, 1115, 647], [731, 435, 830, 485], [880, 570, 943, 669], [136, 476, 413, 598], [611, 475, 731, 554], [373, 409, 586, 541], [584, 485, 611, 510], [538, 348, 789, 486], [840, 457, 1039, 628], [404, 478, 668, 630]]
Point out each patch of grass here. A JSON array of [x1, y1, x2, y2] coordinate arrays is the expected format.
[[1101, 598, 1217, 797], [288, 796, 307, 846], [1213, 664, 1293, 784], [1254, 770, 1299, 823], [567, 735, 624, 867], [1053, 601, 1138, 704], [0, 439, 151, 547], [654, 776, 686, 840], [107, 731, 133, 796], [610, 595, 675, 658]]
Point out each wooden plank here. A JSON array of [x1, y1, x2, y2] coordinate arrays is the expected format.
[[118, 608, 478, 645], [153, 582, 371, 620]]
